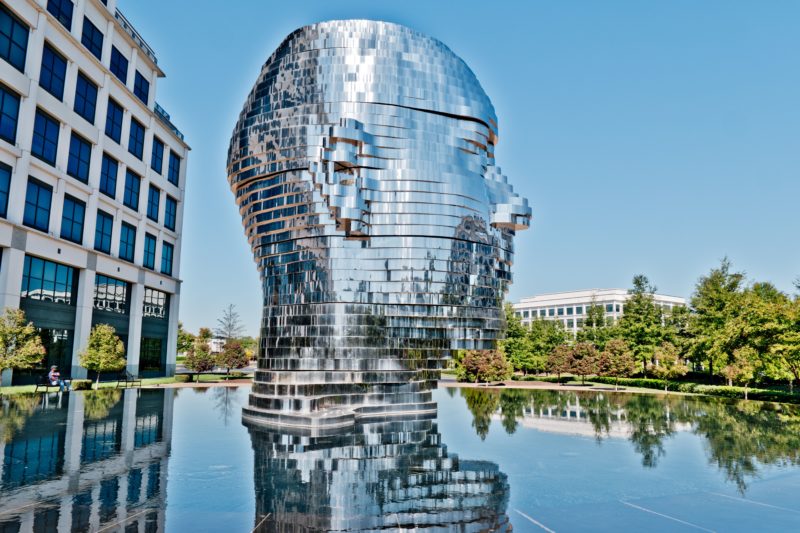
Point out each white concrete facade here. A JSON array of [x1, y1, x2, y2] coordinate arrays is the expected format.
[[512, 288, 686, 335], [0, 0, 188, 384]]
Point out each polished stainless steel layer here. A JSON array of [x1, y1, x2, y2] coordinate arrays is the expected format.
[[228, 20, 531, 427]]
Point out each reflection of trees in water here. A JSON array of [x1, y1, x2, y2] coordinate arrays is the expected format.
[[0, 395, 42, 442], [83, 389, 123, 420], [213, 386, 238, 426], [458, 387, 800, 493]]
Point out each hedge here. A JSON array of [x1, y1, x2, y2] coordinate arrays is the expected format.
[[588, 376, 800, 404]]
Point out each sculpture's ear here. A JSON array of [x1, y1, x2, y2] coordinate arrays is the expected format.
[[307, 118, 372, 240], [484, 165, 532, 231]]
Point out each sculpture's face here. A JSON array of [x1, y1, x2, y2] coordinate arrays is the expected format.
[[229, 20, 529, 425]]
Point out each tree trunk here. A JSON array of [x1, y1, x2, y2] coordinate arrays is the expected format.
[[664, 381, 668, 392], [96, 373, 101, 390], [614, 377, 618, 391], [744, 384, 749, 400], [727, 378, 732, 387]]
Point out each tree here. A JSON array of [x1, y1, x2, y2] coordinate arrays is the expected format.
[[0, 308, 46, 388], [687, 258, 745, 380], [619, 275, 665, 375], [216, 340, 250, 377], [547, 344, 573, 381], [197, 327, 213, 342], [177, 321, 195, 355], [215, 304, 244, 341], [184, 338, 216, 382], [772, 298, 800, 391], [598, 338, 637, 390], [79, 324, 126, 389], [502, 335, 536, 374], [570, 342, 599, 385], [528, 319, 569, 371], [577, 302, 615, 350], [721, 347, 757, 399], [459, 350, 512, 383], [649, 342, 688, 391]]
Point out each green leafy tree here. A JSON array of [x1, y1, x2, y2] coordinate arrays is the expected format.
[[184, 338, 216, 382], [597, 338, 637, 390], [502, 335, 536, 374], [721, 347, 758, 398], [197, 327, 213, 342], [79, 324, 126, 389], [577, 302, 616, 349], [216, 340, 250, 377], [687, 258, 745, 380], [528, 319, 568, 372], [619, 275, 665, 375], [460, 350, 512, 383], [772, 298, 800, 391], [570, 342, 599, 385], [461, 387, 501, 440], [0, 308, 46, 388], [547, 344, 573, 381], [649, 342, 689, 391], [177, 321, 195, 355]]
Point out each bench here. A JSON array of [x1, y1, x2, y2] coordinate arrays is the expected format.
[[116, 371, 142, 388], [34, 375, 61, 393]]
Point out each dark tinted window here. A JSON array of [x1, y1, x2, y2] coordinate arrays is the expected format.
[[74, 72, 97, 123], [94, 210, 113, 253], [133, 71, 149, 104], [143, 233, 156, 269], [0, 4, 29, 72], [99, 153, 118, 198], [119, 221, 136, 262], [123, 170, 140, 210], [80, 17, 103, 60], [67, 132, 91, 183], [167, 151, 180, 185], [164, 196, 177, 231], [60, 194, 85, 244], [94, 274, 129, 314], [21, 255, 76, 305], [110, 46, 127, 83], [46, 0, 73, 31], [150, 137, 163, 173], [128, 117, 144, 159], [23, 178, 52, 232], [146, 185, 159, 222], [40, 43, 67, 100], [0, 161, 11, 217], [0, 83, 20, 144], [105, 98, 123, 142], [160, 242, 173, 276]]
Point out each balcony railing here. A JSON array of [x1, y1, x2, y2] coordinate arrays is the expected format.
[[114, 9, 158, 65], [155, 103, 184, 141]]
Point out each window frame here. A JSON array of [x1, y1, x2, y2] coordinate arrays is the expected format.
[[143, 233, 156, 270], [60, 194, 85, 244], [119, 221, 136, 263], [146, 184, 160, 222], [133, 71, 149, 104], [80, 16, 103, 60], [164, 195, 177, 231], [66, 132, 91, 183], [128, 117, 145, 159], [110, 46, 128, 84], [0, 83, 20, 144], [73, 71, 98, 124], [99, 153, 118, 198], [0, 3, 29, 72], [94, 210, 113, 253], [167, 151, 181, 186], [46, 0, 74, 31], [160, 241, 173, 276], [150, 137, 164, 173], [23, 177, 53, 232], [105, 98, 123, 143], [39, 42, 67, 101], [123, 170, 141, 211]]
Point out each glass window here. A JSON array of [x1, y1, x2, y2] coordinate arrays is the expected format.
[[0, 161, 10, 217], [0, 83, 20, 144], [73, 72, 97, 124], [60, 194, 84, 244], [616, 304, 621, 313], [143, 233, 156, 269], [123, 170, 140, 210], [522, 310, 529, 318], [557, 307, 564, 316], [133, 71, 149, 104], [167, 151, 180, 186], [46, 0, 73, 31], [23, 178, 52, 232], [119, 221, 136, 262], [140, 338, 163, 372], [128, 118, 144, 159], [539, 309, 546, 317], [40, 43, 67, 100], [31, 109, 59, 165], [66, 132, 91, 183], [160, 242, 173, 276], [99, 153, 117, 198], [143, 288, 168, 319], [94, 210, 113, 253], [146, 185, 159, 222], [150, 137, 163, 173], [0, 4, 29, 72], [566, 307, 573, 316], [548, 308, 554, 317], [567, 319, 574, 328], [164, 196, 177, 231], [21, 255, 76, 305], [80, 17, 102, 60], [105, 98, 123, 143], [606, 304, 614, 313], [93, 274, 128, 314], [110, 46, 127, 83], [576, 306, 583, 314]]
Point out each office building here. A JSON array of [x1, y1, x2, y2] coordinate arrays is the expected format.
[[513, 288, 686, 335], [0, 0, 188, 384]]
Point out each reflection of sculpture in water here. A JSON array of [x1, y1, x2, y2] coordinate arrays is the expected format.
[[458, 387, 800, 493], [227, 20, 530, 428], [247, 416, 511, 532]]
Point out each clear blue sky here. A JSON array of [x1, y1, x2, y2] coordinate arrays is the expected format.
[[120, 0, 800, 336]]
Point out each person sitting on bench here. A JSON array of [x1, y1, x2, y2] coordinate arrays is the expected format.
[[48, 365, 69, 392]]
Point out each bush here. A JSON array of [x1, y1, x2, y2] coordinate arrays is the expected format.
[[512, 375, 572, 383], [174, 374, 192, 383], [71, 379, 93, 390], [226, 371, 249, 379]]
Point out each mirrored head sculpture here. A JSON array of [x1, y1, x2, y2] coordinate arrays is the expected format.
[[227, 20, 531, 428]]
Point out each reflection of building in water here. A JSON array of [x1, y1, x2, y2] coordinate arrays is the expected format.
[[247, 416, 511, 532], [0, 389, 174, 532]]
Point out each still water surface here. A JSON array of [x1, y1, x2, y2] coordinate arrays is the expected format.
[[2, 385, 800, 532]]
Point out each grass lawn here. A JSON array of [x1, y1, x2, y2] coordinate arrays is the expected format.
[[0, 373, 252, 396]]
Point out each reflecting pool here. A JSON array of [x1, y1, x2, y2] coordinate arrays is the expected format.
[[2, 386, 800, 531]]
